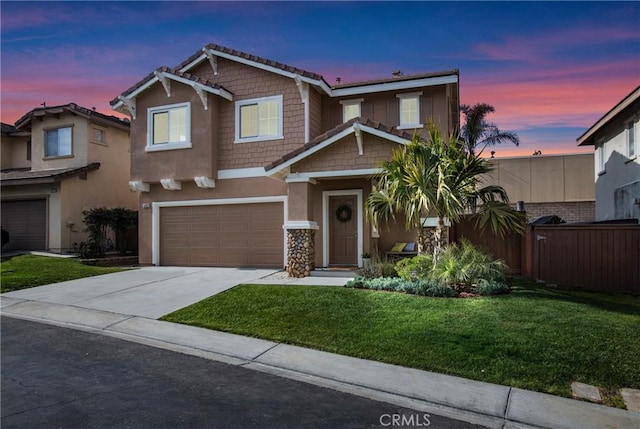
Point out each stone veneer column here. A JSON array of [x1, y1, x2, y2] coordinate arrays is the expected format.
[[286, 229, 316, 278]]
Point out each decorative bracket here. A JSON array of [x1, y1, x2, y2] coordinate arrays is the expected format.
[[129, 180, 149, 192], [353, 122, 363, 156], [160, 179, 182, 191], [194, 176, 216, 188], [118, 96, 136, 120], [203, 48, 218, 75], [294, 75, 309, 102], [192, 84, 208, 110], [154, 71, 171, 97]]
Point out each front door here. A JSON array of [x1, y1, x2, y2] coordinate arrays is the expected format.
[[329, 195, 357, 266]]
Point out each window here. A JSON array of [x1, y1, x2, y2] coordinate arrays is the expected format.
[[146, 102, 191, 152], [340, 99, 363, 122], [91, 127, 106, 145], [26, 139, 31, 161], [45, 127, 72, 157], [598, 142, 606, 173], [235, 95, 283, 143], [628, 121, 636, 158], [397, 92, 422, 129]]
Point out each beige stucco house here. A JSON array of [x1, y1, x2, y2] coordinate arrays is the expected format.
[[1, 103, 137, 252], [577, 86, 640, 222], [111, 44, 460, 275]]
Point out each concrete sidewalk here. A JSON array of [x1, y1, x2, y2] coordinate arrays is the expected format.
[[2, 297, 638, 429]]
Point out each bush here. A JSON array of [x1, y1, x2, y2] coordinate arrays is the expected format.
[[431, 239, 508, 287], [345, 277, 454, 297], [475, 279, 510, 296], [355, 261, 398, 279], [395, 254, 433, 280]]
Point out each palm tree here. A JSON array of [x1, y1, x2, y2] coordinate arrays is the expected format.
[[460, 103, 519, 156], [366, 121, 524, 258]]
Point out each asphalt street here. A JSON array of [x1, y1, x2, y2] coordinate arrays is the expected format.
[[1, 317, 486, 429]]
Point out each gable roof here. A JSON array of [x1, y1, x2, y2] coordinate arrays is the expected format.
[[265, 117, 413, 175], [577, 85, 640, 146], [111, 44, 459, 113], [110, 66, 233, 108], [0, 163, 101, 186], [15, 103, 129, 131]]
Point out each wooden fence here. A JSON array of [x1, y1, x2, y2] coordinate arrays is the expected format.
[[450, 218, 640, 294]]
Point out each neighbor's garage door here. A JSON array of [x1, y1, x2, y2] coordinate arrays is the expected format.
[[1, 199, 47, 251], [160, 202, 284, 267]]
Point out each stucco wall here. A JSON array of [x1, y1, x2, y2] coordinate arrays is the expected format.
[[484, 153, 595, 204], [30, 113, 89, 171], [1, 135, 31, 169], [595, 116, 640, 221]]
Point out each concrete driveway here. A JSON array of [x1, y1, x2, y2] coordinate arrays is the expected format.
[[1, 267, 278, 319]]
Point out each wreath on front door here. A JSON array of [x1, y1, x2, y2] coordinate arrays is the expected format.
[[335, 204, 353, 223]]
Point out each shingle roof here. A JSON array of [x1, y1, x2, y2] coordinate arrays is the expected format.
[[265, 117, 414, 171], [1, 163, 101, 185], [1, 123, 17, 135], [110, 66, 232, 106], [15, 104, 129, 130]]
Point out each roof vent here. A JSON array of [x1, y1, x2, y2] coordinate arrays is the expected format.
[[336, 77, 341, 84], [392, 70, 403, 77]]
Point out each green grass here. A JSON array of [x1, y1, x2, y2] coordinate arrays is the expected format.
[[162, 278, 640, 399], [1, 255, 126, 293]]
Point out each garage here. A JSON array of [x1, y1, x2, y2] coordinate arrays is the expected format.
[[159, 202, 284, 267], [1, 199, 47, 251]]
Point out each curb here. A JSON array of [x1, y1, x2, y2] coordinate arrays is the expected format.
[[2, 299, 639, 429]]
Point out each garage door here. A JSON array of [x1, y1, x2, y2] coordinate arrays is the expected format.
[[1, 199, 47, 251], [159, 202, 284, 267]]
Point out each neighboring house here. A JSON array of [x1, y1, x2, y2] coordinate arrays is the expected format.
[[577, 86, 640, 222], [110, 43, 460, 274], [0, 103, 136, 252], [483, 153, 595, 223]]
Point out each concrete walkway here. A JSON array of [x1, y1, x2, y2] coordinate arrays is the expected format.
[[2, 269, 639, 429]]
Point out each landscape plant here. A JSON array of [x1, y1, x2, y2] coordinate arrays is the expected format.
[[366, 121, 524, 259], [460, 103, 520, 156], [81, 207, 137, 257]]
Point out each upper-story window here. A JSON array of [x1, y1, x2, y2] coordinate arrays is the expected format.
[[146, 102, 191, 152], [340, 98, 363, 122], [45, 126, 73, 158], [627, 121, 636, 158], [235, 95, 283, 143], [91, 126, 106, 146], [397, 92, 423, 129]]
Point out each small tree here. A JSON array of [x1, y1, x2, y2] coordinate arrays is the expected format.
[[109, 207, 137, 255], [82, 207, 138, 257], [367, 121, 524, 259], [460, 103, 520, 156]]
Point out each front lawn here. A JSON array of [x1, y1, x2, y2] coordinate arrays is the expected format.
[[1, 255, 126, 293], [162, 278, 640, 399]]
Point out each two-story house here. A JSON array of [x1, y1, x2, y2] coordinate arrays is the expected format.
[[577, 86, 640, 222], [111, 44, 459, 275], [1, 103, 137, 252]]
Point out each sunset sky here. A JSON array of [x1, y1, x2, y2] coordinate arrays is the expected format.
[[2, 1, 639, 157]]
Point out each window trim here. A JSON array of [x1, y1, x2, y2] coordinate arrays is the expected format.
[[91, 125, 107, 146], [234, 95, 284, 144], [396, 92, 423, 130], [146, 102, 192, 152], [626, 120, 637, 159], [340, 98, 363, 123], [44, 125, 74, 158], [597, 140, 606, 174]]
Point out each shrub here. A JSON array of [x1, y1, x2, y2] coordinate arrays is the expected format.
[[431, 239, 508, 287], [395, 254, 433, 280], [355, 261, 398, 279], [475, 279, 510, 296], [345, 277, 454, 297]]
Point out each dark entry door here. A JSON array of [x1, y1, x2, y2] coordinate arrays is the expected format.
[[329, 195, 357, 266]]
